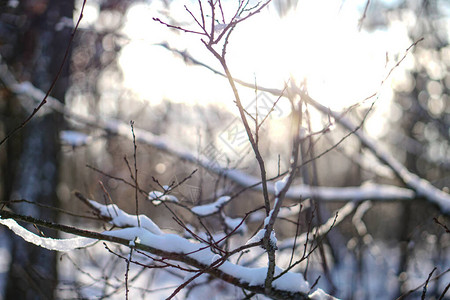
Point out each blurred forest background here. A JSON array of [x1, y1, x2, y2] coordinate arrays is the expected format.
[[0, 0, 449, 299]]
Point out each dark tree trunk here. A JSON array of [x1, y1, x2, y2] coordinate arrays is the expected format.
[[5, 116, 61, 300], [0, 0, 74, 299]]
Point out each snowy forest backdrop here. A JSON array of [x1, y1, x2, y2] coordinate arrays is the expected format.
[[0, 0, 449, 299]]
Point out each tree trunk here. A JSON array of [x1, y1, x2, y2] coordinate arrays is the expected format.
[[0, 0, 74, 298]]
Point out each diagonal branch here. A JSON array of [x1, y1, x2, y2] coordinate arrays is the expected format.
[[0, 207, 316, 300], [203, 42, 272, 215], [0, 64, 421, 205], [156, 43, 450, 213]]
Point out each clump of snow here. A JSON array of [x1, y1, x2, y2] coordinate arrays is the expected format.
[[191, 196, 230, 216], [246, 228, 277, 249], [246, 229, 265, 245], [0, 218, 95, 251], [103, 226, 308, 294], [3, 196, 315, 297], [148, 190, 179, 205], [264, 211, 273, 227], [274, 176, 289, 195], [89, 200, 163, 235]]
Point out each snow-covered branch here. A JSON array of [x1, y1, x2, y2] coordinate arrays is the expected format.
[[0, 62, 420, 207], [0, 201, 337, 299], [291, 86, 450, 213], [191, 196, 231, 216], [154, 44, 450, 213], [0, 217, 95, 251]]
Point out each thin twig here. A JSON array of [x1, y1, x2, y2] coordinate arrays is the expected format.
[[421, 267, 436, 300], [130, 120, 141, 227], [433, 217, 450, 233], [152, 18, 206, 35], [125, 245, 134, 300], [439, 283, 450, 300], [396, 267, 450, 300], [358, 0, 370, 31]]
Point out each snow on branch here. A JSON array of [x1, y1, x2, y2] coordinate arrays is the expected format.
[[89, 201, 163, 235], [0, 59, 430, 211], [148, 190, 179, 205], [191, 196, 231, 216], [154, 44, 450, 213], [73, 194, 333, 298], [0, 199, 334, 299], [0, 80, 419, 206], [74, 191, 163, 235], [291, 86, 450, 213], [0, 217, 95, 251], [104, 226, 310, 297], [227, 169, 415, 201]]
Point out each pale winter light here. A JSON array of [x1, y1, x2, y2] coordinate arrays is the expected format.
[[119, 0, 412, 122]]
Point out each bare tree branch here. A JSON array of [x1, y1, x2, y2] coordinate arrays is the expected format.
[[0, 205, 317, 300], [0, 64, 421, 205], [154, 41, 450, 213]]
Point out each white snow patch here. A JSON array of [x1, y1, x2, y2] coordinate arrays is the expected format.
[[191, 196, 230, 216], [246, 229, 276, 248], [0, 218, 95, 251], [148, 190, 179, 205], [89, 200, 163, 235], [275, 176, 289, 195], [246, 228, 266, 245], [103, 226, 308, 293]]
